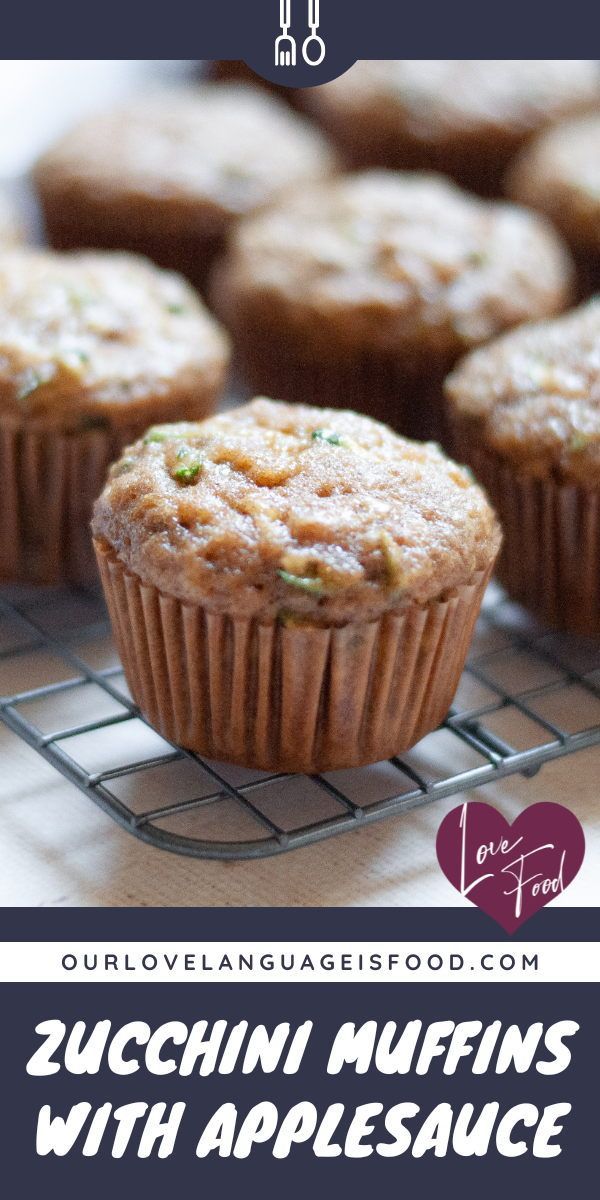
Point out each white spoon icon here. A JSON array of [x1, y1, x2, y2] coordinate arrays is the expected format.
[[302, 0, 326, 65]]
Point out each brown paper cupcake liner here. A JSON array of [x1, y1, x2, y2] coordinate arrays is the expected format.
[[0, 416, 157, 587], [232, 338, 450, 444], [95, 540, 491, 773], [299, 112, 510, 196], [451, 420, 600, 636], [39, 193, 223, 296]]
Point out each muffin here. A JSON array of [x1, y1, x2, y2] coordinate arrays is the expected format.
[[506, 114, 600, 294], [212, 171, 573, 441], [92, 397, 500, 772], [0, 249, 229, 585], [33, 85, 336, 292], [446, 300, 600, 635], [301, 61, 600, 195]]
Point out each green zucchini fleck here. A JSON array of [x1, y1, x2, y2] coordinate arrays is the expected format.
[[172, 460, 203, 484], [143, 428, 169, 444], [278, 569, 324, 595], [312, 428, 343, 446]]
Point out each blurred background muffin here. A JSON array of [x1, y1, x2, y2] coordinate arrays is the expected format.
[[506, 114, 600, 296], [93, 397, 500, 772], [0, 248, 229, 585], [446, 300, 600, 635], [212, 170, 573, 441], [33, 84, 337, 293], [302, 60, 600, 195]]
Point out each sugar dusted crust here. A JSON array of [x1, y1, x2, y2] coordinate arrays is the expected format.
[[212, 171, 572, 364], [446, 300, 600, 485], [93, 397, 501, 622], [506, 114, 600, 255], [0, 249, 229, 429], [34, 86, 336, 238]]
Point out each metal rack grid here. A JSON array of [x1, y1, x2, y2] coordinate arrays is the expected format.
[[1, 580, 600, 860]]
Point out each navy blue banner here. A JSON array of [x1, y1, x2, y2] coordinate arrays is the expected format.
[[4, 2, 600, 68], [0, 906, 598, 941], [2, 978, 596, 1198], [0, 908, 597, 1197]]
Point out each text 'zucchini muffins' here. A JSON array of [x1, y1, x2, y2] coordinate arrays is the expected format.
[[506, 114, 600, 295], [446, 301, 600, 635], [212, 171, 573, 441], [302, 60, 600, 194], [33, 85, 336, 291], [0, 249, 229, 585], [92, 398, 500, 772]]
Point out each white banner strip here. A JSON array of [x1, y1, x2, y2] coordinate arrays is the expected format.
[[0, 942, 598, 983]]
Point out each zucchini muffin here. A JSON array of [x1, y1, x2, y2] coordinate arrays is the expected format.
[[506, 114, 600, 295], [33, 85, 336, 292], [212, 171, 573, 441], [302, 60, 600, 195], [92, 397, 500, 772], [0, 249, 229, 585], [446, 300, 600, 635]]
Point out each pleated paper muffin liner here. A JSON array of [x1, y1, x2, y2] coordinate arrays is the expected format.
[[451, 421, 600, 636], [95, 540, 491, 773], [39, 193, 224, 296], [230, 337, 451, 445], [0, 416, 157, 586]]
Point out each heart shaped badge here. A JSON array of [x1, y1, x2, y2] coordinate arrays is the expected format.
[[436, 801, 585, 932]]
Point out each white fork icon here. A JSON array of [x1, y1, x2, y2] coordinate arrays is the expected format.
[[275, 0, 296, 67]]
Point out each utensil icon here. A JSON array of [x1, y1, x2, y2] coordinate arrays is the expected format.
[[302, 0, 326, 65], [275, 0, 297, 66]]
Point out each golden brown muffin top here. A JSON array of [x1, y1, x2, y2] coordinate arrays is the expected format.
[[93, 397, 500, 623], [446, 300, 600, 485], [506, 114, 600, 253], [213, 171, 572, 360], [0, 191, 23, 247], [34, 86, 336, 235], [0, 249, 229, 429], [304, 60, 599, 146]]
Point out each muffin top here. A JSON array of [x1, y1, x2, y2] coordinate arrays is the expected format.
[[446, 301, 600, 485], [92, 397, 500, 623], [304, 60, 599, 146], [0, 249, 229, 429], [213, 172, 572, 360], [34, 86, 336, 236], [506, 114, 600, 253], [0, 191, 22, 247]]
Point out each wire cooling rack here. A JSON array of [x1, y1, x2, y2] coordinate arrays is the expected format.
[[1, 580, 600, 860]]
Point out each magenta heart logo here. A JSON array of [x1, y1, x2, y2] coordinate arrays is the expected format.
[[436, 801, 585, 933]]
